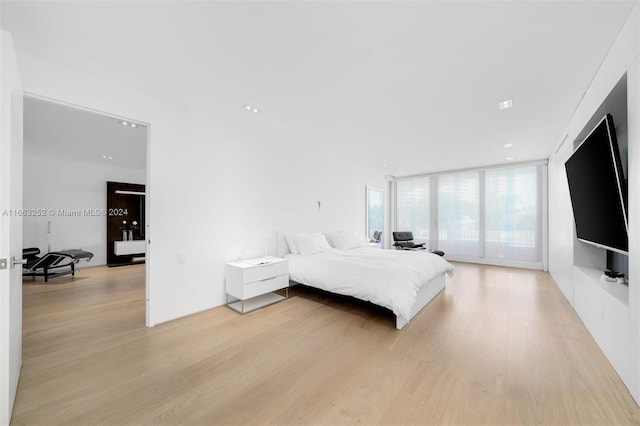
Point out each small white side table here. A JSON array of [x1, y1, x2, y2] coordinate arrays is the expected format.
[[225, 256, 289, 314]]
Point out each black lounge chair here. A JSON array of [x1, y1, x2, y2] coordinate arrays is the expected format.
[[22, 248, 94, 282], [392, 231, 426, 250], [392, 232, 445, 256]]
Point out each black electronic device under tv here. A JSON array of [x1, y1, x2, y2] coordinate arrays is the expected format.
[[565, 114, 628, 254]]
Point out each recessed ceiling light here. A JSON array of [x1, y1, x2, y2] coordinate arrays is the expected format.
[[498, 99, 513, 110], [119, 120, 142, 128], [243, 104, 261, 113], [504, 143, 513, 148], [101, 155, 113, 160], [506, 157, 514, 161]]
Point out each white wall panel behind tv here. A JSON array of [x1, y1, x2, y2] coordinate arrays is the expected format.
[[626, 56, 640, 401]]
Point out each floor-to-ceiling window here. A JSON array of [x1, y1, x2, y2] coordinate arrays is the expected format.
[[396, 177, 430, 240], [394, 163, 545, 268], [437, 172, 480, 257], [484, 166, 540, 262]]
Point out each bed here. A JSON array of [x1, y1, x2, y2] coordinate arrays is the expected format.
[[281, 232, 454, 329]]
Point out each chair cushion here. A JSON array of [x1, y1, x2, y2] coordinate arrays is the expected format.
[[23, 247, 40, 259], [393, 231, 414, 242]]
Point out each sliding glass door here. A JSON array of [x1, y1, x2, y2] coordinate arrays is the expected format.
[[437, 172, 480, 256], [485, 166, 539, 262]]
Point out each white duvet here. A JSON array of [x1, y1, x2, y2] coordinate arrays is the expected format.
[[285, 247, 454, 323]]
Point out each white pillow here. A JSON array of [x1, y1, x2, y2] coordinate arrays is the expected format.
[[294, 233, 331, 256], [327, 229, 363, 250], [325, 230, 345, 248], [285, 233, 300, 254], [325, 229, 346, 248]]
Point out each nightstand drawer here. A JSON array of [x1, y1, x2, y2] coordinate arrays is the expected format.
[[241, 274, 289, 299], [242, 261, 288, 284]]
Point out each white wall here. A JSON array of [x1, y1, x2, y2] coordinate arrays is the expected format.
[[14, 51, 387, 326], [22, 153, 145, 266], [548, 3, 640, 404], [147, 109, 386, 323]]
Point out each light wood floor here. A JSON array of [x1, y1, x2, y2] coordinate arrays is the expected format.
[[12, 262, 640, 425]]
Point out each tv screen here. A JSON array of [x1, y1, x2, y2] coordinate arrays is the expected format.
[[565, 114, 628, 254]]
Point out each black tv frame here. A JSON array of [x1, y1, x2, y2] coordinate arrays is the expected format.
[[565, 114, 628, 255]]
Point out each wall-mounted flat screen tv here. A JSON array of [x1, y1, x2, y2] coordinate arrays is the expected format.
[[565, 114, 628, 254]]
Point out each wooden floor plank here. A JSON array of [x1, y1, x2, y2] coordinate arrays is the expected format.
[[11, 262, 640, 425]]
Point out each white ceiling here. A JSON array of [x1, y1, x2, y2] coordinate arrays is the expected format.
[[23, 97, 147, 170], [2, 1, 637, 177]]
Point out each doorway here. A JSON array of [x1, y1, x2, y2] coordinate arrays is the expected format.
[[22, 95, 149, 323]]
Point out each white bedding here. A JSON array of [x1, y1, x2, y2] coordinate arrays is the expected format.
[[285, 247, 454, 323]]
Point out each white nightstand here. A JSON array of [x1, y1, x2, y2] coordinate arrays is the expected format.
[[225, 256, 289, 314]]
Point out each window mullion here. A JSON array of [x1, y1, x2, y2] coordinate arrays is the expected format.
[[431, 176, 438, 250], [479, 171, 486, 259]]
